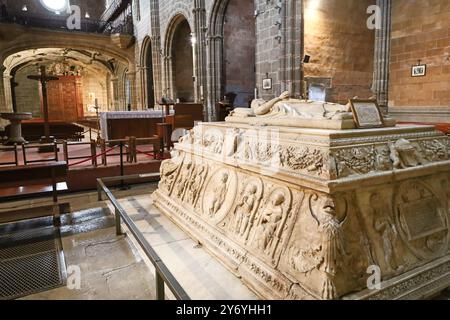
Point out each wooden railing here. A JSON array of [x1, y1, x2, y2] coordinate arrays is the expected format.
[[0, 136, 163, 168], [0, 145, 18, 166]]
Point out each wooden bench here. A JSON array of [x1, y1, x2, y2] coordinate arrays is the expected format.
[[0, 161, 69, 225]]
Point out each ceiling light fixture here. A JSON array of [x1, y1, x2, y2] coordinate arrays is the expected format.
[[40, 0, 69, 14]]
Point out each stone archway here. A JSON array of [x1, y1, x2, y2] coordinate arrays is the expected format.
[[163, 14, 195, 102], [207, 0, 256, 119], [140, 36, 156, 109], [0, 25, 134, 115], [222, 0, 256, 108]]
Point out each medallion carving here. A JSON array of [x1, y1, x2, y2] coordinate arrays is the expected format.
[[394, 181, 449, 260], [202, 168, 238, 224]]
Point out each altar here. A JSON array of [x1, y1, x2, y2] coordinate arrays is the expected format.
[[100, 110, 173, 140]]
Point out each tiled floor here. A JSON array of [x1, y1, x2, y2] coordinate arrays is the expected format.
[[3, 184, 448, 300]]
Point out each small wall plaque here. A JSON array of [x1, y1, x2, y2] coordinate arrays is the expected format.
[[412, 64, 426, 77], [262, 78, 272, 90]]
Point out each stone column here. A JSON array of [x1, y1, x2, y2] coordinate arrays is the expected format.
[[0, 66, 8, 130], [111, 77, 120, 111], [149, 0, 163, 104], [206, 34, 223, 121], [372, 0, 392, 113], [126, 67, 137, 110], [3, 74, 13, 112], [0, 66, 7, 112], [280, 0, 303, 98], [193, 0, 207, 108]]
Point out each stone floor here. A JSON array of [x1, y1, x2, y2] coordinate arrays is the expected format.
[[16, 183, 258, 300], [2, 183, 447, 300], [22, 208, 155, 300]]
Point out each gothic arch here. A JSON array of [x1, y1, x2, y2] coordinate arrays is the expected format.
[[162, 14, 195, 101], [207, 0, 256, 118], [206, 0, 230, 120], [140, 36, 156, 109]]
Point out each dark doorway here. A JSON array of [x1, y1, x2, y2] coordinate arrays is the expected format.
[[172, 19, 194, 102], [223, 0, 256, 107], [146, 42, 155, 108]]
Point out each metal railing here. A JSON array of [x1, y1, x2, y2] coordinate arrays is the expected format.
[[97, 174, 190, 300]]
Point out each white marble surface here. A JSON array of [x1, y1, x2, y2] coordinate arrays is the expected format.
[[115, 195, 259, 300]]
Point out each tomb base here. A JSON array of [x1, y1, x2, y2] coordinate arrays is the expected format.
[[152, 122, 450, 299]]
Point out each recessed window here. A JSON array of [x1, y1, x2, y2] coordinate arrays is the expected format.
[[40, 0, 69, 14]]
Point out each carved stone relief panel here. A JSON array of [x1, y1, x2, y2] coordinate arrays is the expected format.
[[158, 154, 184, 195], [281, 192, 369, 300], [223, 176, 264, 241], [201, 168, 238, 224], [202, 128, 225, 155], [246, 185, 293, 265], [394, 180, 449, 260], [280, 145, 331, 178], [184, 163, 209, 209], [418, 139, 450, 162]]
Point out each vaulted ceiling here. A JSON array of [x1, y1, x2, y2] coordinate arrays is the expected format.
[[2, 48, 120, 76]]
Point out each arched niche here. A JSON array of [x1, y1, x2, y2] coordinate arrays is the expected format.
[[222, 0, 256, 108], [140, 37, 155, 109], [166, 15, 195, 102]]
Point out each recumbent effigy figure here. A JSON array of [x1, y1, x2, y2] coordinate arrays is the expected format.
[[227, 91, 395, 130]]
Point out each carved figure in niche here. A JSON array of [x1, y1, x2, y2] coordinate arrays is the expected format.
[[370, 193, 401, 273], [159, 159, 180, 193], [209, 172, 229, 217], [231, 91, 353, 121], [223, 128, 241, 157], [233, 184, 258, 237], [255, 192, 285, 254], [175, 163, 192, 199], [186, 165, 207, 206], [309, 194, 348, 300], [389, 139, 422, 169]]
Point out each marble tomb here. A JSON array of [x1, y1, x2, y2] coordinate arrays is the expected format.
[[152, 93, 450, 300]]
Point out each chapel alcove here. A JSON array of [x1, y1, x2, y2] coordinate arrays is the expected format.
[[223, 0, 256, 108], [171, 18, 194, 102]]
